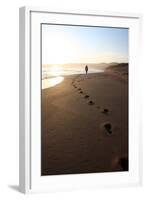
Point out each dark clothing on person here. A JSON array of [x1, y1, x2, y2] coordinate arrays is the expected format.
[[85, 65, 88, 74]]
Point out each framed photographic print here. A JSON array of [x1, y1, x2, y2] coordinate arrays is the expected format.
[[19, 7, 142, 193]]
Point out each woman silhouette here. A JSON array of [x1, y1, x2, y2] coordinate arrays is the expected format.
[[85, 65, 88, 74]]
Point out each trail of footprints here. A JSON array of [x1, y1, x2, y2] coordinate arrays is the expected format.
[[71, 75, 113, 135], [71, 75, 129, 170]]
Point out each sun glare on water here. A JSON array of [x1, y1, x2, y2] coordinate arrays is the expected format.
[[50, 65, 62, 76], [42, 65, 64, 89], [42, 76, 64, 89]]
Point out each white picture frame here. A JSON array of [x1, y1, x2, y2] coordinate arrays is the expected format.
[[19, 6, 142, 194]]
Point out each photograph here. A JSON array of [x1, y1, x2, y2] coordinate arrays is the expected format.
[[41, 24, 129, 176]]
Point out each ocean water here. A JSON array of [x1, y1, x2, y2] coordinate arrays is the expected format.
[[42, 76, 64, 89], [42, 66, 103, 79], [42, 66, 104, 89]]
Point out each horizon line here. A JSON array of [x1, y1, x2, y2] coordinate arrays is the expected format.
[[42, 62, 128, 65]]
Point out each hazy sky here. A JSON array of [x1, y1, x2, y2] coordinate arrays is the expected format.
[[42, 24, 128, 65]]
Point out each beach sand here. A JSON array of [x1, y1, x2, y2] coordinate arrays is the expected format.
[[41, 72, 128, 175]]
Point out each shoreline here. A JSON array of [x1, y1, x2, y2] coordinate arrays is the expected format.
[[42, 72, 104, 89], [42, 70, 127, 90]]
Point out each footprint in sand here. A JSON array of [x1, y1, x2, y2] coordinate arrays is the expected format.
[[105, 123, 112, 134], [88, 100, 95, 105], [103, 122, 112, 134], [80, 91, 83, 94], [78, 88, 81, 91], [119, 157, 128, 171], [101, 108, 111, 115], [112, 156, 128, 171], [84, 95, 89, 99]]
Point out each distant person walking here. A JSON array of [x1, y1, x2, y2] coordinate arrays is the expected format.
[[85, 65, 88, 74]]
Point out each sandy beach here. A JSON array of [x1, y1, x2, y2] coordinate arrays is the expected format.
[[41, 71, 128, 175]]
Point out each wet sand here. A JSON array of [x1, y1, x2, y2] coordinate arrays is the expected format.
[[41, 72, 128, 175]]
